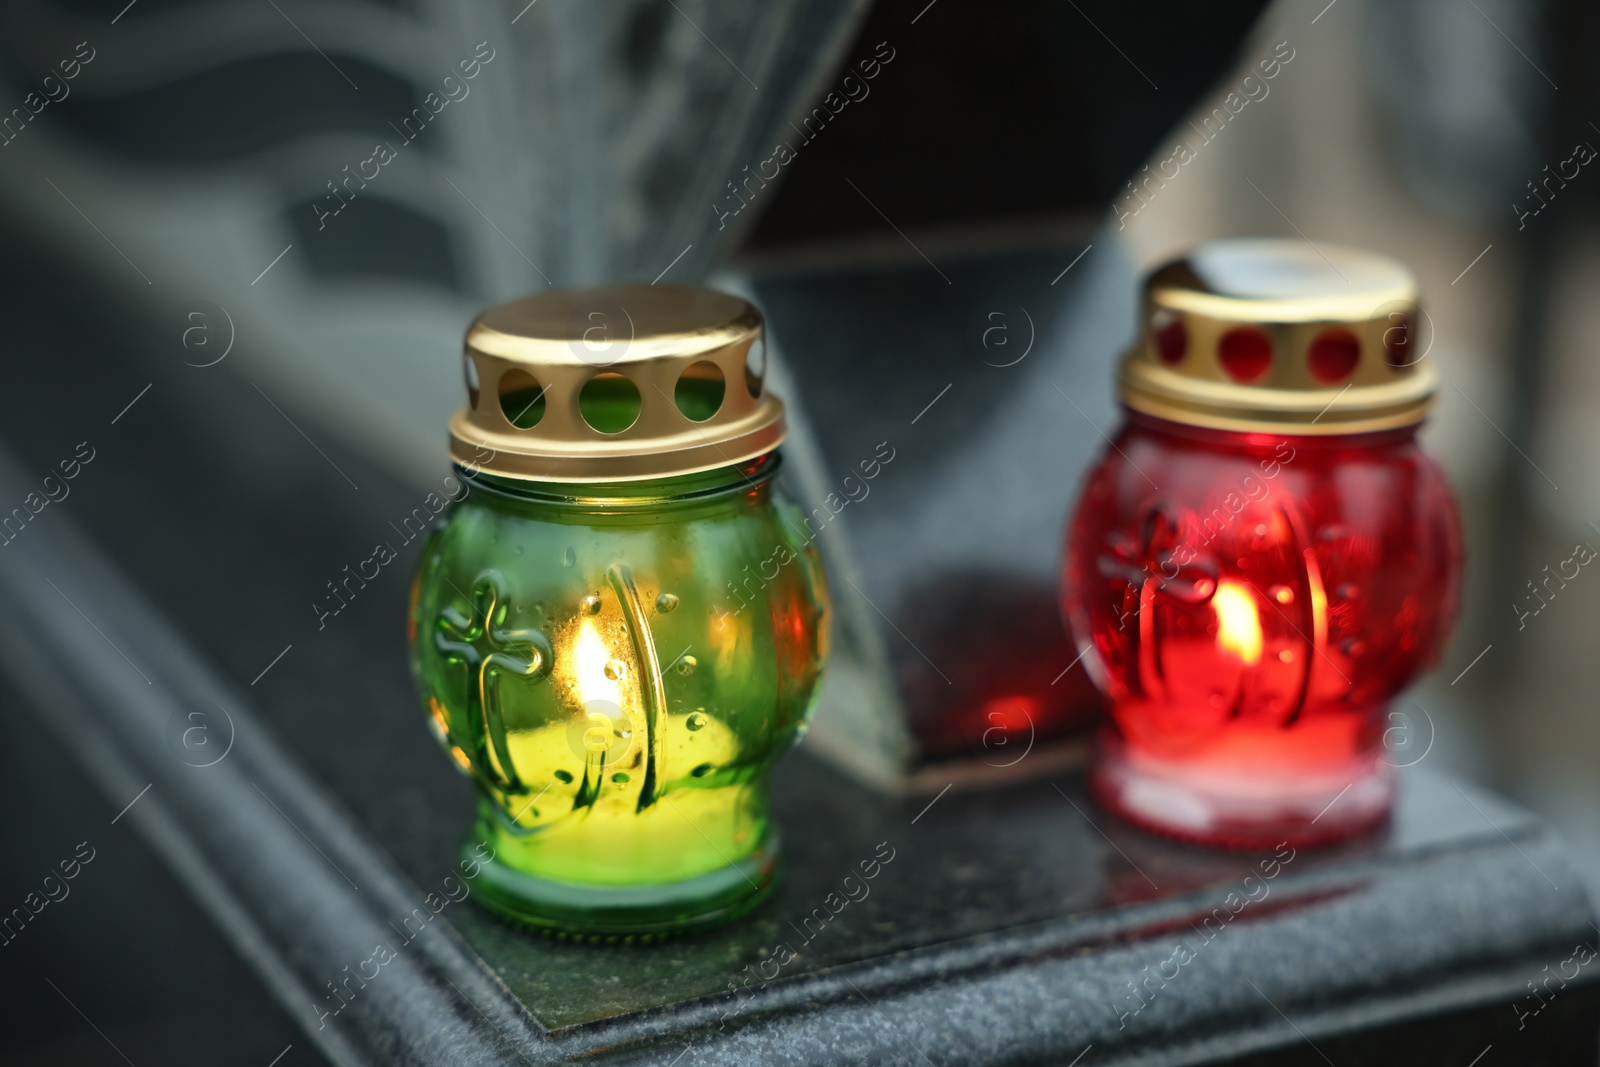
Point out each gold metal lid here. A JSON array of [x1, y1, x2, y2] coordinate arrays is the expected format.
[[449, 283, 785, 482], [1119, 238, 1437, 435]]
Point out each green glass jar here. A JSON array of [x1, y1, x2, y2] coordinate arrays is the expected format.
[[409, 285, 829, 940]]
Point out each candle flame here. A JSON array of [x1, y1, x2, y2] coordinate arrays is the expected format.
[[1213, 580, 1263, 665], [571, 619, 622, 707]]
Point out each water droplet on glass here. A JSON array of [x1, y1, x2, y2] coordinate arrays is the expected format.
[[1270, 584, 1294, 604], [656, 592, 679, 614], [1278, 649, 1295, 663], [675, 654, 698, 675], [563, 547, 576, 568], [1336, 583, 1360, 600], [611, 772, 630, 784], [1208, 691, 1227, 708], [582, 595, 601, 616], [686, 712, 707, 732], [513, 544, 524, 556], [691, 762, 713, 778], [553, 769, 574, 783], [604, 659, 627, 681], [1342, 638, 1367, 656]]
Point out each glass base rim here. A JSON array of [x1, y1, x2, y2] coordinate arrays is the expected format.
[[461, 832, 780, 942], [1090, 737, 1393, 850]]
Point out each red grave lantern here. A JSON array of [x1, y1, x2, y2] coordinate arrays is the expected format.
[[1063, 239, 1461, 849]]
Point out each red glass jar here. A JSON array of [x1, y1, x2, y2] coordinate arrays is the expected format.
[[1063, 239, 1461, 849]]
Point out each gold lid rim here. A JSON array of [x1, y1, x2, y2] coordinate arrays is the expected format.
[[1148, 241, 1419, 325], [1119, 350, 1436, 435], [448, 397, 787, 483], [466, 283, 763, 367], [466, 313, 763, 367], [1147, 282, 1421, 325]]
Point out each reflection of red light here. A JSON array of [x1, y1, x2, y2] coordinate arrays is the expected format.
[[1156, 319, 1187, 364], [896, 574, 1102, 763], [1219, 328, 1272, 382], [1064, 412, 1460, 849], [1309, 329, 1361, 383], [769, 587, 821, 697], [980, 695, 1037, 735]]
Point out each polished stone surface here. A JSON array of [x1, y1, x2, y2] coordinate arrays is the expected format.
[[458, 755, 1555, 1030]]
